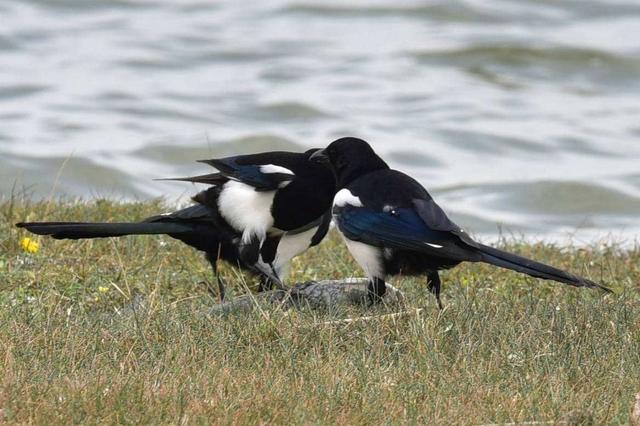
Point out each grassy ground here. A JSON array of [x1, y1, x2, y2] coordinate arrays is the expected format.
[[1, 198, 639, 424]]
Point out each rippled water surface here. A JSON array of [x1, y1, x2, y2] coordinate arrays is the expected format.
[[2, 0, 640, 242]]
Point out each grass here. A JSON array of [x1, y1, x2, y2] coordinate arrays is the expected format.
[[1, 197, 639, 424]]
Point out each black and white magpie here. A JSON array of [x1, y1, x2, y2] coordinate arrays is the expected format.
[[311, 137, 610, 308], [16, 149, 336, 300]]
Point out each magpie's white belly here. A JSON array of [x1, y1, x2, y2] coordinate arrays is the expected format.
[[217, 181, 275, 243], [343, 238, 384, 280], [272, 226, 318, 280]]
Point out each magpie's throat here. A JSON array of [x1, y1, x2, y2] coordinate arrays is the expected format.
[[334, 162, 388, 189]]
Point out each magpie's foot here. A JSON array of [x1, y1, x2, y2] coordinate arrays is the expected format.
[[199, 280, 221, 300], [258, 277, 288, 292], [367, 292, 385, 307], [365, 277, 387, 307], [427, 272, 443, 311], [257, 279, 272, 293], [434, 294, 444, 311]]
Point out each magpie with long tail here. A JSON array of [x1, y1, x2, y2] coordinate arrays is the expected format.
[[17, 149, 336, 300], [311, 137, 610, 308]]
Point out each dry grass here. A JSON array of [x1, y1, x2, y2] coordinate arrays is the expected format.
[[1, 197, 639, 424]]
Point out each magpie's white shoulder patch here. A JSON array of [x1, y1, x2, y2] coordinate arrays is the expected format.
[[333, 188, 363, 207], [425, 242, 443, 248], [259, 164, 294, 175]]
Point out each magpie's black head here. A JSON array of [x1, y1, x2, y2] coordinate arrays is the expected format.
[[310, 137, 389, 187], [302, 148, 336, 188]]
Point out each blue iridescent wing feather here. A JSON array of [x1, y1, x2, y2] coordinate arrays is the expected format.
[[200, 157, 294, 191], [335, 206, 469, 260]]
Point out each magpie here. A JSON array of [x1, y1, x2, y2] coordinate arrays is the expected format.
[[16, 149, 336, 300], [311, 137, 610, 308]]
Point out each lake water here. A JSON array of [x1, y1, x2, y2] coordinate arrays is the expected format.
[[2, 0, 640, 243]]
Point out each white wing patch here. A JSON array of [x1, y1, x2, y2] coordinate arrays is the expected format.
[[217, 180, 275, 243], [425, 243, 443, 248], [333, 188, 363, 207], [259, 164, 294, 175]]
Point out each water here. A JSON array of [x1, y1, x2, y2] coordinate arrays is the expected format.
[[2, 0, 640, 243]]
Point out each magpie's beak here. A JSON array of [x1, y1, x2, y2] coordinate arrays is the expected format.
[[309, 148, 329, 164]]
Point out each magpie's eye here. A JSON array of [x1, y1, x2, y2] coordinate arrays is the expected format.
[[390, 210, 398, 216]]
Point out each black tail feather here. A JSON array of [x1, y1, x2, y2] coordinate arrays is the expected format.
[[16, 222, 193, 240], [475, 243, 610, 292], [154, 173, 227, 186]]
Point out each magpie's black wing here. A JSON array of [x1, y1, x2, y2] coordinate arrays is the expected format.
[[310, 210, 332, 247], [271, 209, 331, 246], [157, 152, 300, 190], [334, 203, 475, 261], [412, 198, 460, 232], [411, 198, 484, 247], [198, 154, 296, 192]]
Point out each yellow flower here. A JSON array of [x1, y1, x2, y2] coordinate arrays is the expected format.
[[20, 237, 40, 254], [98, 286, 110, 293]]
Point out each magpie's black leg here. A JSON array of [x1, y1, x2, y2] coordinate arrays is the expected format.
[[215, 273, 227, 302], [427, 271, 443, 310], [367, 276, 387, 305], [257, 264, 285, 292], [205, 252, 225, 302], [268, 263, 286, 290], [257, 274, 272, 292]]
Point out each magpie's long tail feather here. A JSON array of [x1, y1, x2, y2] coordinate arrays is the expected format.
[[16, 222, 193, 240], [474, 243, 611, 292], [154, 173, 227, 186]]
